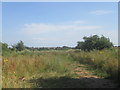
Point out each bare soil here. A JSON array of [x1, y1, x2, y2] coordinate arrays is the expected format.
[[74, 64, 118, 88]]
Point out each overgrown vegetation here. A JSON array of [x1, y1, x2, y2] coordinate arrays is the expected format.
[[2, 48, 119, 88], [70, 48, 119, 80], [1, 35, 119, 88], [2, 51, 77, 88]]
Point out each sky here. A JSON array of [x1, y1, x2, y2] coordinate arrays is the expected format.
[[2, 2, 118, 47], [1, 0, 119, 2]]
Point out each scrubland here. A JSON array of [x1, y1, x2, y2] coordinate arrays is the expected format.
[[2, 47, 119, 88]]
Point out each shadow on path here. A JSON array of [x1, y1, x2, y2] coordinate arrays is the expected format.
[[27, 76, 118, 88]]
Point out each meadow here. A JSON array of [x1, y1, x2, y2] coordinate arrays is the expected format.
[[2, 47, 119, 88]]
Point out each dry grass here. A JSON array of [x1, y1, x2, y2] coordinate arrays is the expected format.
[[2, 48, 119, 88], [70, 48, 118, 80], [2, 51, 76, 88]]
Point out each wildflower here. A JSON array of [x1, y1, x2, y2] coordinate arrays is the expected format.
[[100, 51, 103, 54], [4, 59, 9, 62], [13, 72, 16, 74]]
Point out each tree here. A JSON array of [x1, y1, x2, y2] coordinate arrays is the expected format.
[[62, 46, 70, 49], [1, 42, 9, 51], [1, 42, 12, 56], [13, 40, 25, 51], [76, 35, 113, 51]]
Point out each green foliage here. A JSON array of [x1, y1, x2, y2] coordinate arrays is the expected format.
[[76, 35, 113, 51], [2, 39, 118, 88], [2, 42, 8, 51], [13, 40, 25, 51], [1, 42, 12, 57], [70, 48, 118, 80], [62, 46, 71, 49]]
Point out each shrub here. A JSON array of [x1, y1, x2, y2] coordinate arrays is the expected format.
[[12, 40, 25, 51], [76, 35, 113, 51]]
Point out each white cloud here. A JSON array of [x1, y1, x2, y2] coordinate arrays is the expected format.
[[19, 21, 117, 46], [21, 21, 102, 34], [90, 10, 113, 15], [30, 29, 118, 46], [72, 21, 87, 24], [32, 37, 47, 41]]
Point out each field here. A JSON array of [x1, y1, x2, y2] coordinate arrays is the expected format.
[[2, 47, 119, 88]]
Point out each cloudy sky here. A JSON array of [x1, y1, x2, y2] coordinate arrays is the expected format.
[[2, 2, 118, 47]]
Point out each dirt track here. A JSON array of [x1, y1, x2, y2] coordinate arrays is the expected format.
[[74, 64, 118, 88], [28, 64, 118, 88]]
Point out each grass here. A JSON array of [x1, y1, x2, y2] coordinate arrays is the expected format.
[[2, 47, 119, 88], [70, 47, 119, 81], [2, 50, 77, 88]]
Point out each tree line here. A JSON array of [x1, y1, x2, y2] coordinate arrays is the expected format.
[[1, 35, 114, 53]]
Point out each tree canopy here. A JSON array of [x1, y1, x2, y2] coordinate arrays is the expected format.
[[12, 40, 25, 51], [76, 35, 113, 51]]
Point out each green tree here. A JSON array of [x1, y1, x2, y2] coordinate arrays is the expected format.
[[2, 42, 9, 51], [62, 46, 70, 49], [13, 40, 25, 51], [76, 35, 113, 51], [1, 42, 11, 56]]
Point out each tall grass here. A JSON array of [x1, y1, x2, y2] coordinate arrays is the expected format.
[[70, 48, 118, 81], [2, 50, 76, 88], [2, 48, 119, 88]]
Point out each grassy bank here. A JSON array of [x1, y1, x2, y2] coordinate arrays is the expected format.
[[2, 48, 119, 88]]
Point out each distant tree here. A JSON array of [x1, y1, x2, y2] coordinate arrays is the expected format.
[[13, 40, 25, 51], [76, 41, 84, 50], [76, 35, 113, 51], [1, 42, 12, 56], [2, 42, 9, 51], [62, 46, 70, 49], [11, 44, 17, 51]]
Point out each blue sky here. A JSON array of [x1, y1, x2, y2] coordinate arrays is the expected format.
[[2, 2, 118, 47]]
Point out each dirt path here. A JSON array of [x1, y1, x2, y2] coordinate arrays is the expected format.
[[74, 64, 118, 88], [27, 63, 118, 88]]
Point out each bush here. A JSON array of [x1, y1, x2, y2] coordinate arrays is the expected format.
[[1, 42, 12, 57], [12, 40, 25, 51], [76, 35, 113, 51]]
